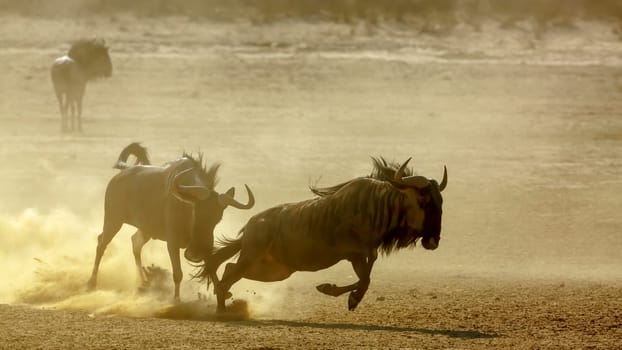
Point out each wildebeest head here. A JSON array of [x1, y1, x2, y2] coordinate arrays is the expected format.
[[68, 38, 112, 80], [178, 154, 255, 263], [374, 157, 447, 251]]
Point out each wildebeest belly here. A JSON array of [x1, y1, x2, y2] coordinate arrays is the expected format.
[[269, 237, 346, 272], [260, 206, 360, 272], [125, 197, 195, 246]]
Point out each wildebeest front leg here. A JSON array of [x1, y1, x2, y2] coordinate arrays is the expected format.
[[315, 251, 378, 311], [167, 242, 183, 302], [315, 282, 359, 297], [347, 252, 377, 311]]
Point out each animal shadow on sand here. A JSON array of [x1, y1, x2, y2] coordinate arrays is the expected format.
[[237, 319, 498, 339], [155, 301, 497, 339]]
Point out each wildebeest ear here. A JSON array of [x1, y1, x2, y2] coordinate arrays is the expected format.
[[225, 187, 235, 197]]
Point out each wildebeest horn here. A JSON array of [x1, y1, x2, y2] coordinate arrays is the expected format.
[[174, 167, 194, 181], [394, 157, 430, 189], [177, 185, 211, 200], [400, 175, 430, 189], [394, 157, 412, 182], [438, 166, 448, 192], [218, 184, 255, 209]]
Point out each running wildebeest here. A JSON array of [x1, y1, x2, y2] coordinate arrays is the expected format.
[[87, 142, 255, 301], [50, 38, 112, 132], [200, 157, 447, 312]]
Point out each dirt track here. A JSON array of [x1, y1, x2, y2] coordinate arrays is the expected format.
[[0, 14, 621, 349], [1, 277, 621, 349]]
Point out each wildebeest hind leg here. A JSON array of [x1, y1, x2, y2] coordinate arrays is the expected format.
[[216, 262, 242, 313], [55, 93, 68, 132], [87, 219, 123, 291], [67, 99, 76, 132], [215, 255, 281, 312], [131, 230, 150, 290], [76, 94, 83, 132]]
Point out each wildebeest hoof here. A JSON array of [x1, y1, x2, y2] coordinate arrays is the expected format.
[[137, 281, 149, 294], [86, 278, 96, 291], [217, 291, 233, 300], [316, 283, 338, 296], [348, 293, 360, 311]]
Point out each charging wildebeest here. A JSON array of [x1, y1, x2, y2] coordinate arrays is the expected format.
[[200, 157, 447, 312], [87, 143, 255, 300], [50, 38, 112, 132]]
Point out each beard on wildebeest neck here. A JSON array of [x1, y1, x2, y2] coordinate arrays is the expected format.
[[420, 182, 443, 250], [184, 224, 215, 263], [379, 210, 441, 254]]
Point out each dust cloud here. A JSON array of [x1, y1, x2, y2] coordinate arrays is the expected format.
[[0, 208, 171, 317], [0, 207, 303, 320]]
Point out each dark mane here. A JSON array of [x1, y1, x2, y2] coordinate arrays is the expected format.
[[301, 178, 421, 255], [67, 38, 112, 80], [309, 179, 358, 197], [307, 157, 424, 254], [68, 38, 106, 62], [369, 156, 414, 181], [182, 152, 220, 190], [378, 225, 421, 255], [309, 156, 415, 198]]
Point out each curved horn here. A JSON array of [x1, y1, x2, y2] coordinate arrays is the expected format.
[[400, 175, 430, 189], [173, 167, 193, 182], [438, 165, 448, 192], [218, 184, 255, 209], [177, 185, 211, 200], [394, 157, 412, 182], [174, 167, 211, 200]]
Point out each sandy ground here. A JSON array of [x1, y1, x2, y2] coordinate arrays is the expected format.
[[1, 277, 620, 349], [0, 14, 621, 349]]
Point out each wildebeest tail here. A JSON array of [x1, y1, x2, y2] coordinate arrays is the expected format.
[[113, 142, 151, 170], [194, 235, 243, 285]]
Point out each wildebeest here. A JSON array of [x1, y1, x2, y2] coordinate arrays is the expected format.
[[87, 142, 255, 300], [200, 157, 447, 312], [50, 38, 112, 132]]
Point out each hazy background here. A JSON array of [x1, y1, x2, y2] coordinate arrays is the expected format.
[[0, 1, 621, 318]]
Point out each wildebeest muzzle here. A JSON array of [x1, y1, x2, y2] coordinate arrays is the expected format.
[[421, 236, 440, 250]]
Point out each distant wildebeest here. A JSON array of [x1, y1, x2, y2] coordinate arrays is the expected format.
[[200, 157, 447, 312], [50, 38, 112, 132], [87, 142, 255, 301]]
